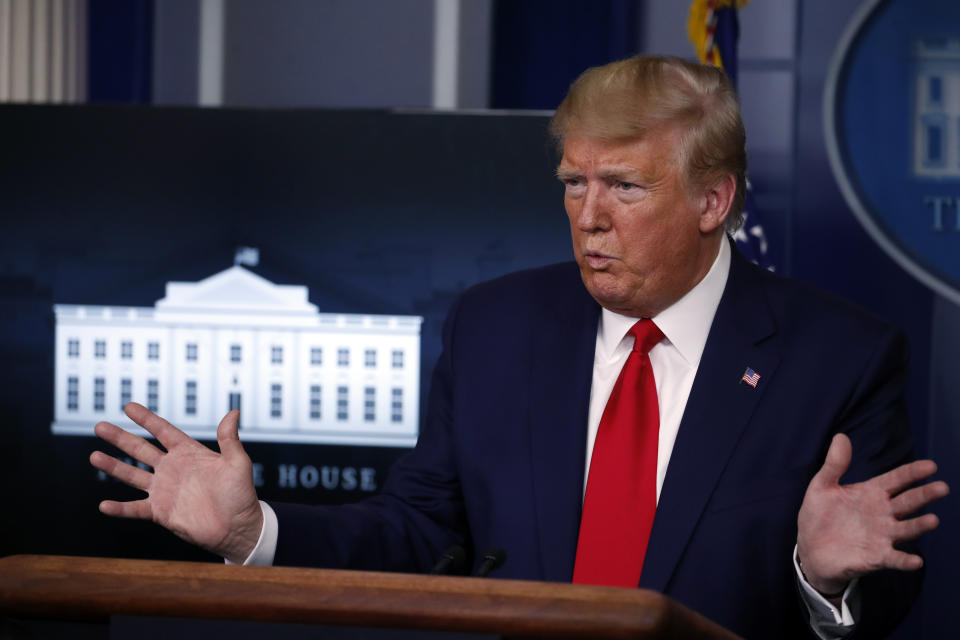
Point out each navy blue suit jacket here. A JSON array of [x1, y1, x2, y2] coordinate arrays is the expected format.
[[273, 247, 920, 639]]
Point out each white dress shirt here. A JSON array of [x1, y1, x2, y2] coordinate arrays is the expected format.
[[239, 239, 855, 637]]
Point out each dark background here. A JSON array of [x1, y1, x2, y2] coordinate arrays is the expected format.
[[0, 106, 569, 563]]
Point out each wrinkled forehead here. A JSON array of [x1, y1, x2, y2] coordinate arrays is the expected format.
[[556, 126, 687, 171]]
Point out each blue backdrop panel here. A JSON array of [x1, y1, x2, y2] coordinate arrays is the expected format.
[[796, 1, 956, 637]]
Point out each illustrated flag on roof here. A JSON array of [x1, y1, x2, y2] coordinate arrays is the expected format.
[[688, 0, 775, 272], [234, 246, 260, 267]]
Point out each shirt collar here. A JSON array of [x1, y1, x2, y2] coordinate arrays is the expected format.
[[597, 238, 731, 366]]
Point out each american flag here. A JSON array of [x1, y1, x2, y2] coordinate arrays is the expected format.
[[234, 246, 260, 267], [732, 180, 775, 271], [741, 367, 760, 388], [688, 0, 776, 272]]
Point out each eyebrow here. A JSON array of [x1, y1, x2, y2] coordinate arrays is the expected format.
[[556, 165, 644, 181]]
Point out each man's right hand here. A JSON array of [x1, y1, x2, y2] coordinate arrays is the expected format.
[[90, 403, 263, 564]]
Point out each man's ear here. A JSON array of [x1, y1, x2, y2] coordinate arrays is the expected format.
[[699, 173, 737, 234]]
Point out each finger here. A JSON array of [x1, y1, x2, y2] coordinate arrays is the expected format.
[[890, 480, 950, 518], [124, 402, 192, 450], [878, 548, 925, 572], [216, 410, 245, 458], [93, 421, 164, 468], [892, 512, 940, 543], [90, 451, 153, 491], [873, 459, 940, 496], [99, 498, 153, 521], [813, 433, 852, 488]]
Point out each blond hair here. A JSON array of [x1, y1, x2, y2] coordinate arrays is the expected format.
[[549, 55, 747, 231]]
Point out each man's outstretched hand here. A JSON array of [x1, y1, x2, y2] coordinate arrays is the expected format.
[[90, 403, 263, 564], [797, 433, 950, 596]]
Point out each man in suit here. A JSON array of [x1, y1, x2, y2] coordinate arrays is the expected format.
[[91, 56, 948, 639]]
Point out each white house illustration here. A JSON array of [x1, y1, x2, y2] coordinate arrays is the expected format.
[[914, 38, 960, 178], [52, 264, 423, 447]]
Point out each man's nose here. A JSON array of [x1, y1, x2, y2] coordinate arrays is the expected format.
[[573, 183, 610, 231]]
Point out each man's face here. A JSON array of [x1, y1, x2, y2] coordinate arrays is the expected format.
[[558, 130, 726, 318]]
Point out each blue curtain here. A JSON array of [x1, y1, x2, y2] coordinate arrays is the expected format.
[[88, 0, 154, 103], [490, 0, 640, 110]]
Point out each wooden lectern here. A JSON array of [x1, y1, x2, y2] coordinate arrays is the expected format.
[[0, 555, 740, 638]]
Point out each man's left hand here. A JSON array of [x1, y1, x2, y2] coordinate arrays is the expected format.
[[797, 433, 949, 596]]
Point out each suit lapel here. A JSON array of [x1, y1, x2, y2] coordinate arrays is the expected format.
[[639, 249, 781, 592], [528, 270, 600, 582]]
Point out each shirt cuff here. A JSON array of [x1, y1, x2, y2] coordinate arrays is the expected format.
[[224, 500, 278, 566], [793, 545, 860, 639]]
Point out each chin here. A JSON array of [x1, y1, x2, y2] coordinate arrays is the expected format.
[[581, 278, 653, 317], [582, 280, 629, 311]]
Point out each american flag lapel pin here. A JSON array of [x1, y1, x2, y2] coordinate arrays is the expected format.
[[740, 367, 760, 388]]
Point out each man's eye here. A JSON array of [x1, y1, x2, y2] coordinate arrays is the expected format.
[[617, 181, 637, 191], [564, 178, 582, 187]]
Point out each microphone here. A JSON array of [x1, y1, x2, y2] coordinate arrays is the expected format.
[[430, 545, 467, 575], [473, 548, 506, 577]]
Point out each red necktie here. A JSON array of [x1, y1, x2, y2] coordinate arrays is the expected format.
[[573, 319, 664, 587]]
